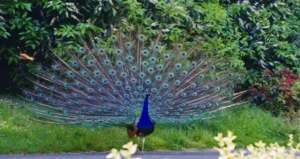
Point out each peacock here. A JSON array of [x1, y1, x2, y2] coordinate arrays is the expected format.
[[20, 26, 247, 151]]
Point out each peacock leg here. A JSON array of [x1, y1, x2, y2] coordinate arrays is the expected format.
[[142, 137, 145, 152]]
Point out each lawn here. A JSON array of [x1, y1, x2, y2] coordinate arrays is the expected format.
[[0, 96, 298, 154]]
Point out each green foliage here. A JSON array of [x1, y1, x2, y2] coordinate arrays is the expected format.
[[225, 1, 300, 74], [0, 1, 299, 118]]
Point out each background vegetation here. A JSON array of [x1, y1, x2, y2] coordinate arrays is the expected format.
[[0, 0, 299, 115], [0, 0, 299, 154]]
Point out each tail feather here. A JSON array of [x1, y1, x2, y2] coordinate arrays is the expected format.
[[21, 26, 246, 126]]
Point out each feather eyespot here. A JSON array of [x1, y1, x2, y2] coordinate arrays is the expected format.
[[143, 50, 149, 56], [146, 79, 152, 84], [151, 88, 157, 92], [176, 64, 181, 69], [116, 49, 122, 55], [102, 79, 109, 84], [126, 42, 132, 49], [138, 86, 143, 90], [139, 34, 145, 41], [121, 72, 127, 77], [143, 61, 148, 66], [177, 44, 182, 49], [199, 74, 204, 79], [139, 72, 145, 78], [191, 62, 197, 67], [163, 83, 169, 88], [79, 47, 86, 53], [116, 81, 122, 86], [111, 36, 117, 42], [148, 68, 154, 73], [168, 73, 174, 78], [99, 49, 105, 53], [131, 78, 137, 83]]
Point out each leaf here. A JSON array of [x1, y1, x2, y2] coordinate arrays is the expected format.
[[23, 3, 32, 11], [8, 57, 13, 64]]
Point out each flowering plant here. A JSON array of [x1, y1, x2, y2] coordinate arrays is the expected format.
[[249, 68, 300, 121], [214, 131, 300, 159], [106, 141, 140, 159]]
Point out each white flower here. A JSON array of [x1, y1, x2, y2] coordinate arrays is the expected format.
[[122, 141, 138, 155], [106, 148, 121, 159]]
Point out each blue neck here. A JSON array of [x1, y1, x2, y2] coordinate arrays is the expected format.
[[137, 95, 154, 128]]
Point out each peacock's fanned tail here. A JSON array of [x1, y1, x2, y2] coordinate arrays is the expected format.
[[20, 27, 247, 127]]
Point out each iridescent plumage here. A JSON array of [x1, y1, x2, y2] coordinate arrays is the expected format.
[[21, 27, 247, 140]]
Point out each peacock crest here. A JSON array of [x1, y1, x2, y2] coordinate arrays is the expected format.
[[21, 26, 247, 130]]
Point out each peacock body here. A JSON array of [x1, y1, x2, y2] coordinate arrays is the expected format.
[[21, 27, 247, 142]]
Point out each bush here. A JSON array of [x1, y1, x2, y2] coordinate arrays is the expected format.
[[250, 68, 300, 120], [0, 0, 299, 100]]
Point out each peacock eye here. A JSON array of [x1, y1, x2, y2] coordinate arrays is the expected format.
[[111, 36, 117, 41], [79, 47, 86, 52], [177, 44, 182, 49], [116, 49, 122, 54], [139, 34, 145, 41]]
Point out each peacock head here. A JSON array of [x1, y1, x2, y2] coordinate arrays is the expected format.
[[146, 91, 151, 97], [145, 87, 151, 97]]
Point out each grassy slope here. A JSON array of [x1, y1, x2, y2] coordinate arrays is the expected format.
[[0, 97, 299, 154]]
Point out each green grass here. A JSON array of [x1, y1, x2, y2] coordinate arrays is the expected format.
[[0, 97, 299, 154]]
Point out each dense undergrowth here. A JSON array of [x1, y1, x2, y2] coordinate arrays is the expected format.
[[0, 96, 298, 154]]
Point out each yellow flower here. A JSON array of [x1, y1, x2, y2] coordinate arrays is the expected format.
[[214, 133, 225, 147], [106, 148, 121, 159], [122, 141, 138, 155], [255, 140, 266, 149], [226, 131, 237, 142]]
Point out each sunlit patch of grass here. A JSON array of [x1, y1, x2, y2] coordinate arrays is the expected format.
[[0, 96, 298, 154]]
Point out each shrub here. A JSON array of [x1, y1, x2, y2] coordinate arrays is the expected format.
[[249, 68, 300, 120]]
